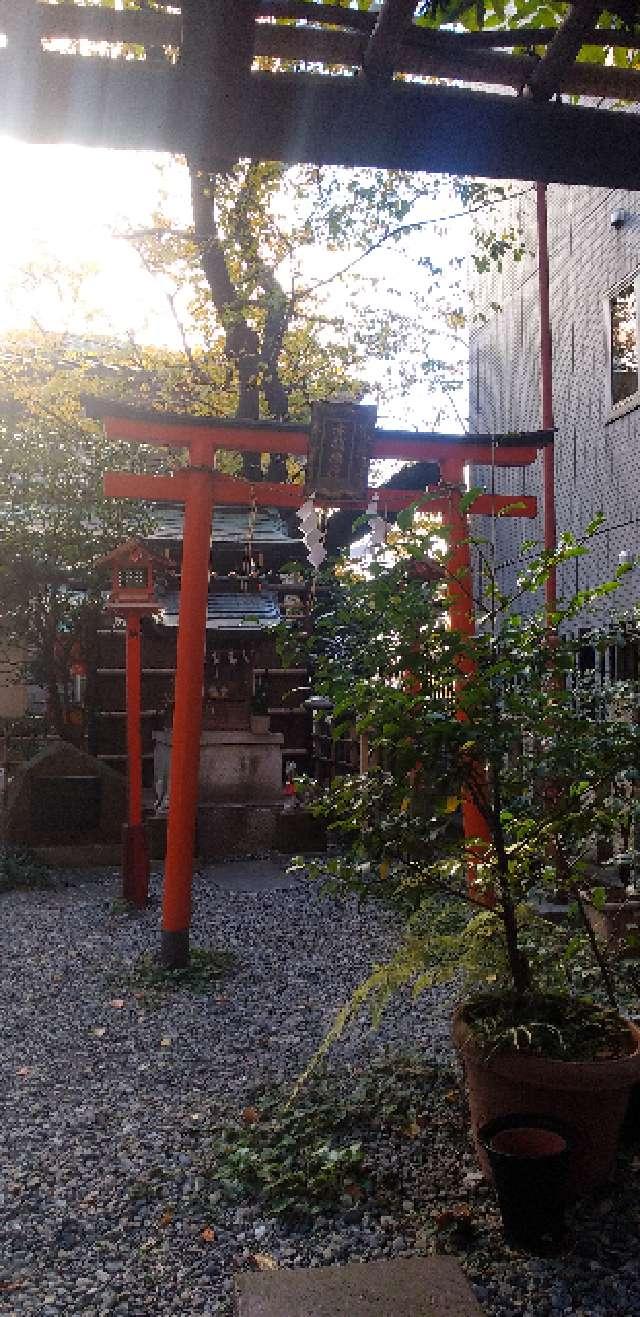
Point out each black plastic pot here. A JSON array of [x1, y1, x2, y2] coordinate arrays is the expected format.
[[479, 1113, 572, 1250]]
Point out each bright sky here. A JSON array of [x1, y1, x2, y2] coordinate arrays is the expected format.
[[0, 137, 469, 430], [0, 139, 189, 345]]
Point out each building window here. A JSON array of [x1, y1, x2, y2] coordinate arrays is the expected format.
[[606, 276, 640, 414]]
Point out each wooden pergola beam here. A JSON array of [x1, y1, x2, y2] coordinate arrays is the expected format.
[[5, 49, 640, 185], [526, 0, 604, 100], [363, 0, 420, 81], [0, 0, 180, 47]]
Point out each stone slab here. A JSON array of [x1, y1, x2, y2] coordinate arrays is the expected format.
[[154, 728, 285, 804], [234, 1257, 484, 1317], [3, 740, 126, 845], [32, 843, 122, 868], [204, 856, 306, 892], [197, 803, 280, 860]]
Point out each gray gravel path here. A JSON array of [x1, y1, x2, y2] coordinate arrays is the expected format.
[[0, 866, 454, 1315], [2, 866, 640, 1317]]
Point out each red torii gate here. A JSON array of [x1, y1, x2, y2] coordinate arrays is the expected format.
[[87, 400, 552, 967]]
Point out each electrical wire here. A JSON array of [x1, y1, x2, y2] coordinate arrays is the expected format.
[[299, 185, 536, 298]]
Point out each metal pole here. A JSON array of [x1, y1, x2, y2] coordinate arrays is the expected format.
[[536, 180, 556, 612], [123, 610, 149, 908], [161, 440, 215, 968], [441, 458, 492, 898]]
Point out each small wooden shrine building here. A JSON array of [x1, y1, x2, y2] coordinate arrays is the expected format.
[[91, 503, 312, 787]]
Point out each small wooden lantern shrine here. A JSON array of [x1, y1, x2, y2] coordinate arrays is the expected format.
[[100, 539, 162, 615], [97, 539, 164, 908]]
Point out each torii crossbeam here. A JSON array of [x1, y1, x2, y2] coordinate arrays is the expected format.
[[87, 399, 553, 967]]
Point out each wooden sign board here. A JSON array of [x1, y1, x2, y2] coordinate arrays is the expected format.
[[307, 402, 377, 501]]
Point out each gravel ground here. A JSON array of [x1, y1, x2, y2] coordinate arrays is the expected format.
[[2, 865, 640, 1316]]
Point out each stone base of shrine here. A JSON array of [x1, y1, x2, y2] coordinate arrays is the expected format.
[[197, 800, 281, 859], [147, 803, 326, 862], [153, 727, 285, 807], [197, 801, 326, 859]]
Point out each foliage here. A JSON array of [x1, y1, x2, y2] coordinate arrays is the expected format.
[[418, 0, 640, 74], [0, 844, 50, 893], [0, 325, 189, 735], [251, 682, 270, 716], [125, 947, 236, 1002], [459, 991, 634, 1061], [287, 510, 640, 1056], [206, 1053, 449, 1220], [126, 159, 477, 443]]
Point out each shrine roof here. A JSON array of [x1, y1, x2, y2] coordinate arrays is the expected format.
[[148, 504, 299, 547], [159, 590, 281, 633]]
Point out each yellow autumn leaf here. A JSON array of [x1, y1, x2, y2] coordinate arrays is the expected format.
[[445, 796, 460, 813], [379, 859, 390, 880], [249, 1254, 278, 1271]]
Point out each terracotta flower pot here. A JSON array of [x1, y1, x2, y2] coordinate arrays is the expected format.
[[453, 1005, 640, 1198]]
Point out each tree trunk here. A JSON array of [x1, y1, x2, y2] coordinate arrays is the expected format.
[[188, 163, 292, 480], [491, 753, 532, 998]]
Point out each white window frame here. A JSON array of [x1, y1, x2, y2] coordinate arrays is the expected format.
[[605, 271, 640, 421]]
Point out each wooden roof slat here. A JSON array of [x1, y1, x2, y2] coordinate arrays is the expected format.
[[3, 3, 640, 105], [253, 22, 640, 100], [363, 0, 420, 82], [526, 0, 604, 100], [0, 0, 180, 47], [4, 1, 637, 56], [259, 2, 376, 32], [453, 25, 640, 50]]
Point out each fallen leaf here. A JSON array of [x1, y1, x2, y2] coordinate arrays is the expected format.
[[201, 1227, 216, 1242], [159, 1210, 174, 1227], [93, 1027, 106, 1038], [110, 998, 125, 1009], [343, 1181, 364, 1200], [434, 1203, 473, 1232], [248, 1253, 278, 1271], [402, 1120, 422, 1138], [242, 1106, 260, 1125]]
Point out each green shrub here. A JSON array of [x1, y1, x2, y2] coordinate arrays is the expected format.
[[0, 844, 50, 892]]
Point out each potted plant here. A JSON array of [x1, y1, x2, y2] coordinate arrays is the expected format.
[[250, 682, 270, 735], [291, 510, 640, 1198]]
